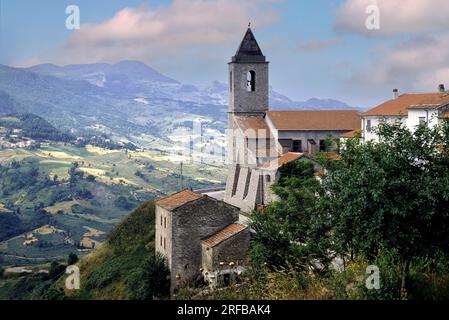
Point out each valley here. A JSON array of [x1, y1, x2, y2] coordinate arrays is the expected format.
[[0, 60, 352, 270], [0, 139, 226, 266]]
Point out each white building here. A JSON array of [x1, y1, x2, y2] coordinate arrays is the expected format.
[[361, 86, 449, 142]]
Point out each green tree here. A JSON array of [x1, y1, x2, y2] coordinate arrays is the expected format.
[[321, 121, 449, 293], [250, 160, 331, 272], [68, 253, 79, 266], [126, 253, 170, 300]]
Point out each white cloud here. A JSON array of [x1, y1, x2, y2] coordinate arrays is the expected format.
[[348, 34, 449, 92], [26, 0, 280, 66], [335, 0, 449, 36]]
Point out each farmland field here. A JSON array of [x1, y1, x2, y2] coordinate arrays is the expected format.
[[0, 141, 226, 267]]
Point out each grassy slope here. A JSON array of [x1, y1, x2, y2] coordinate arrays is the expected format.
[[64, 200, 156, 300]]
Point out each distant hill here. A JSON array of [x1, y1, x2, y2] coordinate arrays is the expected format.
[[0, 113, 74, 142], [0, 61, 357, 150]]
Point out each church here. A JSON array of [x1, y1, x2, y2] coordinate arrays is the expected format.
[[224, 27, 360, 212], [155, 26, 361, 291]]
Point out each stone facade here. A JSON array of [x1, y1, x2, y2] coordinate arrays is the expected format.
[[155, 191, 241, 291], [225, 27, 360, 213], [228, 62, 269, 115], [201, 224, 250, 272]]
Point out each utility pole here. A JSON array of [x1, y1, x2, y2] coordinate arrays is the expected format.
[[180, 162, 184, 191]]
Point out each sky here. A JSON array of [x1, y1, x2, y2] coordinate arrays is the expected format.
[[1, 0, 449, 109]]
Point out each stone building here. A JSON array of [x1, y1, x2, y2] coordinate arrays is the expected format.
[[225, 27, 360, 212], [155, 190, 248, 291], [201, 223, 250, 287]]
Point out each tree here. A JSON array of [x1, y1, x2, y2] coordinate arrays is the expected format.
[[126, 253, 170, 300], [250, 160, 331, 272], [321, 121, 449, 293], [68, 253, 79, 266]]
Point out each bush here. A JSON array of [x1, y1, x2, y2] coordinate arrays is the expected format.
[[125, 253, 170, 300], [68, 253, 79, 266]]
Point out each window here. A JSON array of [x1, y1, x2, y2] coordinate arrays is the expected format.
[[419, 117, 426, 125], [163, 237, 166, 250], [229, 71, 232, 92], [366, 119, 372, 132], [319, 140, 327, 152], [292, 140, 302, 152], [247, 71, 256, 92], [160, 236, 162, 247], [265, 175, 271, 183], [164, 217, 167, 229]]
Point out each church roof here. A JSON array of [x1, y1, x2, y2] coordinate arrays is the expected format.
[[156, 190, 204, 211], [267, 110, 361, 131], [202, 223, 248, 248], [232, 28, 266, 63], [234, 116, 273, 138]]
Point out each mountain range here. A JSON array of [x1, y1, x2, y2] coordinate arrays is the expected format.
[[0, 60, 356, 146]]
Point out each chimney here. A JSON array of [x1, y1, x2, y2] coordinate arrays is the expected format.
[[439, 84, 445, 93], [393, 89, 399, 99]]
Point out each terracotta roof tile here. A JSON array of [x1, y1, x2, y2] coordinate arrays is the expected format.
[[261, 152, 303, 170], [340, 129, 361, 138], [235, 116, 273, 138], [363, 93, 449, 116], [267, 110, 361, 131], [156, 190, 204, 211], [202, 223, 248, 248]]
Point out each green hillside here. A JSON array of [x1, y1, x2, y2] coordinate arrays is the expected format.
[[0, 113, 225, 268], [0, 201, 170, 300]]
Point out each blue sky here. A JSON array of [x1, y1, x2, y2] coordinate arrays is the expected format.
[[1, 0, 449, 108]]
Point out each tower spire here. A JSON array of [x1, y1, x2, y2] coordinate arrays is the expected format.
[[232, 27, 266, 63]]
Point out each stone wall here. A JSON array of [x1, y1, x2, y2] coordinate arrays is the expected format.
[[170, 197, 239, 290], [201, 227, 251, 272], [228, 62, 269, 115], [225, 165, 261, 212], [155, 206, 173, 269]]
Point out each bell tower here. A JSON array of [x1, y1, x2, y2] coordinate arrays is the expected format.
[[228, 27, 269, 115]]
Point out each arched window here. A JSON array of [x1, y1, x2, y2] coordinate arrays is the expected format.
[[247, 71, 256, 92]]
